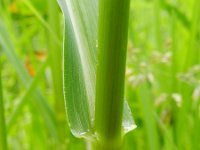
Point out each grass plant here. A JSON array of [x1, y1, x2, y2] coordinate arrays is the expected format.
[[0, 0, 200, 149], [0, 58, 7, 150]]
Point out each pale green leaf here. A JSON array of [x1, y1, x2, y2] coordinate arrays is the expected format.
[[58, 0, 98, 137], [123, 100, 137, 134]]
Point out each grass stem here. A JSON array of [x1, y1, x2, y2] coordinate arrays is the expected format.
[[0, 59, 8, 150], [95, 0, 131, 149]]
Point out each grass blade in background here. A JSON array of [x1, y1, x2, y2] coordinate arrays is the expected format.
[[184, 0, 200, 70], [0, 19, 58, 139], [154, 0, 162, 51], [176, 1, 200, 149], [0, 57, 8, 150], [161, 1, 190, 30], [138, 84, 159, 150], [47, 0, 68, 147], [22, 0, 61, 46], [7, 58, 49, 131]]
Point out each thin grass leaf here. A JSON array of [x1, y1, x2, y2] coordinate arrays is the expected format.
[[0, 19, 58, 139], [47, 0, 68, 146], [161, 1, 190, 30], [138, 83, 160, 150], [184, 0, 200, 69], [0, 58, 8, 150], [7, 58, 49, 131], [154, 0, 162, 51], [22, 0, 61, 46]]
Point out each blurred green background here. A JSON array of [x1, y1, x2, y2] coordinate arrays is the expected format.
[[0, 0, 200, 149]]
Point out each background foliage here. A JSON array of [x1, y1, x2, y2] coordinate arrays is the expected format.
[[0, 0, 200, 149]]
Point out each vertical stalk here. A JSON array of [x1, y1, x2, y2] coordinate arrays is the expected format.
[[47, 0, 67, 147], [138, 84, 160, 150], [95, 0, 130, 149], [0, 60, 8, 150], [154, 0, 162, 51], [184, 0, 200, 70], [171, 10, 178, 91]]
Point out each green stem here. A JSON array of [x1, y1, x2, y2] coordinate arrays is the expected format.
[[95, 0, 131, 149], [138, 84, 160, 150], [0, 60, 8, 150], [184, 0, 200, 70], [47, 0, 67, 147], [154, 0, 162, 51]]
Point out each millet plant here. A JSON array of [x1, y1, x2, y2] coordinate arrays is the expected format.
[[58, 0, 135, 149]]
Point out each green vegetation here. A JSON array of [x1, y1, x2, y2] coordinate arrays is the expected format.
[[95, 0, 130, 149], [0, 58, 7, 150], [0, 0, 200, 149]]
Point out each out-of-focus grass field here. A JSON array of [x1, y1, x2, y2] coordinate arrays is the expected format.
[[0, 0, 200, 149]]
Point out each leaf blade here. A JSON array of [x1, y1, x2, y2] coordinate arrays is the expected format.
[[58, 0, 98, 137]]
